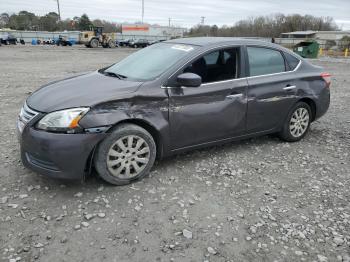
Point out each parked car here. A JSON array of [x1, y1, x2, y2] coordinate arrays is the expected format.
[[117, 39, 131, 47], [17, 37, 330, 185], [56, 35, 72, 46], [0, 33, 17, 45], [129, 39, 149, 48]]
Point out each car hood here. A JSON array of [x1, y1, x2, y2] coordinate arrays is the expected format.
[[27, 71, 142, 112]]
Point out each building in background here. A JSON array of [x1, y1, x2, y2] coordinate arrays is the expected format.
[[276, 30, 350, 49], [120, 24, 186, 40], [280, 30, 317, 39]]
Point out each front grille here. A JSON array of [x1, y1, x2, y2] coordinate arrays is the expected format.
[[19, 102, 39, 124]]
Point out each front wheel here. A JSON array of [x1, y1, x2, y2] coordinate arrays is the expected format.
[[278, 102, 312, 142], [108, 40, 116, 48], [90, 38, 99, 48], [94, 124, 156, 185]]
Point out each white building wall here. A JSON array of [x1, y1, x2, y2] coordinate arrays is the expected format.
[[121, 24, 185, 40], [0, 29, 80, 43], [315, 31, 350, 40]]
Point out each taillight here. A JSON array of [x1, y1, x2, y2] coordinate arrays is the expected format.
[[321, 73, 331, 88]]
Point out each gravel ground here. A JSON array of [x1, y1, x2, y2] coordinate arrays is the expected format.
[[0, 45, 349, 262]]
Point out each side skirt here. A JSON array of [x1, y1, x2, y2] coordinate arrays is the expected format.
[[167, 128, 279, 157]]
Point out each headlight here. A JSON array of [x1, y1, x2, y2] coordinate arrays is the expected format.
[[37, 107, 89, 132]]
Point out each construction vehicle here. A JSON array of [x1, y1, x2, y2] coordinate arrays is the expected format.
[[80, 26, 116, 48]]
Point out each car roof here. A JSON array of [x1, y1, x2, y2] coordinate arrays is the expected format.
[[164, 37, 302, 58], [165, 37, 276, 46]]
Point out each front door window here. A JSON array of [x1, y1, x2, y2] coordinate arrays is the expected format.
[[183, 48, 240, 83]]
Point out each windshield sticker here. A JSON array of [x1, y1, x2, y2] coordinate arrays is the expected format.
[[171, 45, 194, 52]]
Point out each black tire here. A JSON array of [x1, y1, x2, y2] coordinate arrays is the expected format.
[[278, 102, 312, 142], [94, 124, 156, 185], [90, 38, 99, 48], [108, 40, 116, 48]]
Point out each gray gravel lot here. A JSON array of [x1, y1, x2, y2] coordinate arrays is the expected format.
[[0, 45, 349, 262]]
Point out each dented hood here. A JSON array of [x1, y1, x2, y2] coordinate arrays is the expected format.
[[27, 71, 142, 112]]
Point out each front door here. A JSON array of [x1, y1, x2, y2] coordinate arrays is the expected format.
[[167, 47, 248, 150]]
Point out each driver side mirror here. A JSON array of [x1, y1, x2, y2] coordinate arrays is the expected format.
[[177, 73, 202, 87]]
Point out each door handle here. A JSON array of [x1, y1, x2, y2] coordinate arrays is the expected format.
[[226, 93, 243, 99], [283, 85, 296, 91]]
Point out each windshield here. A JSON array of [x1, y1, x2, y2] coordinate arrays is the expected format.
[[104, 43, 198, 81]]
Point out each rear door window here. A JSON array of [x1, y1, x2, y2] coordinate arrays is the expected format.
[[247, 47, 286, 76]]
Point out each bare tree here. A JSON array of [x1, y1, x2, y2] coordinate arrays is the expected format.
[[186, 14, 338, 38]]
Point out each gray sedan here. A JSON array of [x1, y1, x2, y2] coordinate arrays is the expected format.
[[17, 37, 330, 185]]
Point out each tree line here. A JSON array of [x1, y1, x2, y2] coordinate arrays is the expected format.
[[187, 14, 338, 38], [0, 11, 121, 32], [0, 11, 339, 37]]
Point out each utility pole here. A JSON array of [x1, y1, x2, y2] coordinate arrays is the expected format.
[[141, 0, 144, 23], [56, 0, 61, 21], [200, 16, 205, 25], [168, 18, 171, 27]]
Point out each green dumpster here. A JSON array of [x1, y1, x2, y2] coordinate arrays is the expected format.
[[293, 41, 319, 58]]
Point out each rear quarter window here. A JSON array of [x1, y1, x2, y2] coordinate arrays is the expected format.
[[247, 47, 286, 76], [284, 52, 300, 70]]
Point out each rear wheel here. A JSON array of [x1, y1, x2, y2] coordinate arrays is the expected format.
[[278, 102, 312, 142], [94, 124, 156, 185], [90, 38, 99, 48]]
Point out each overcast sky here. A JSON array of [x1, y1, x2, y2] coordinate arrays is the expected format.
[[1, 0, 350, 29]]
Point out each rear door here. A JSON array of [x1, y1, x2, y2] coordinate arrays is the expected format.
[[245, 46, 299, 133], [167, 46, 248, 150]]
